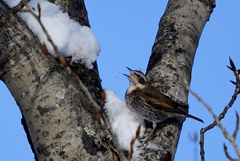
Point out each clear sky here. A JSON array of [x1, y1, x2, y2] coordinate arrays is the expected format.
[[1, 0, 240, 161]]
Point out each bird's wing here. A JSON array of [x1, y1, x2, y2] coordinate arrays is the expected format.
[[136, 86, 204, 123], [136, 86, 188, 114]]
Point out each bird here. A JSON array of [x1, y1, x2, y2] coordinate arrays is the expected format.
[[123, 67, 203, 139]]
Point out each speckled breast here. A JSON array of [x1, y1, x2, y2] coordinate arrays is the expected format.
[[125, 90, 171, 123]]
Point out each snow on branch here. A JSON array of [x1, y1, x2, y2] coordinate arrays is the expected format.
[[12, 1, 129, 160], [14, 0, 100, 69]]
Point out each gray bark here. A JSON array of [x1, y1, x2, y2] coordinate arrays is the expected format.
[[0, 0, 215, 161], [0, 0, 116, 161], [141, 0, 215, 160]]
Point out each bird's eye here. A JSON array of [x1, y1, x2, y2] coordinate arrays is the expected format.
[[136, 74, 141, 77], [138, 77, 145, 84]]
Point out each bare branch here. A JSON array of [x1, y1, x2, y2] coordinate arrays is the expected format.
[[20, 1, 65, 63], [12, 0, 28, 11], [224, 143, 239, 161], [227, 57, 236, 72], [232, 111, 239, 140], [128, 124, 141, 161], [199, 58, 240, 161], [170, 39, 240, 161]]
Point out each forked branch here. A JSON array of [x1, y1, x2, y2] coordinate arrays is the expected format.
[[199, 57, 240, 161], [16, 1, 127, 160]]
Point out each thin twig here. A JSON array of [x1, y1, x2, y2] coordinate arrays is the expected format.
[[128, 124, 141, 161], [12, 0, 27, 13], [187, 82, 240, 159], [21, 0, 64, 61], [171, 39, 240, 161], [222, 112, 240, 161], [199, 88, 239, 161], [232, 111, 239, 140], [198, 58, 240, 161], [224, 143, 239, 161]]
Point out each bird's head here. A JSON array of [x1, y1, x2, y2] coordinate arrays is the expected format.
[[123, 67, 148, 92]]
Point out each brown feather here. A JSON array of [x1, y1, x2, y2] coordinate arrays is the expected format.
[[135, 85, 204, 123], [136, 85, 188, 114]]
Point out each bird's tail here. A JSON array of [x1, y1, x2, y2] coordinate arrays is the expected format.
[[186, 114, 204, 123]]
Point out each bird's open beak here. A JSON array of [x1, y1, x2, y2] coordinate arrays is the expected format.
[[123, 67, 133, 78], [123, 73, 130, 77], [126, 67, 132, 72]]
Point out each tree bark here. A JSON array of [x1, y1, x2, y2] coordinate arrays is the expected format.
[[0, 1, 117, 160], [0, 0, 215, 160], [141, 0, 215, 160]]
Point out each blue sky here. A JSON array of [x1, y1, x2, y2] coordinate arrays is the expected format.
[[1, 0, 240, 161]]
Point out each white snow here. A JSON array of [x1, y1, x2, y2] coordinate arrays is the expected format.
[[3, 0, 20, 7], [3, 0, 100, 69], [104, 89, 144, 153]]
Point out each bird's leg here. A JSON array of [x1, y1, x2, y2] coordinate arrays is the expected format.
[[145, 122, 157, 143], [139, 122, 157, 145]]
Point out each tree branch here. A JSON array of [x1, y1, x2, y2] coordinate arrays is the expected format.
[[18, 1, 126, 160], [198, 58, 240, 161], [0, 1, 121, 160]]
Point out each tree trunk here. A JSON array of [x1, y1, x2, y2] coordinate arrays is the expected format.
[[0, 0, 215, 160], [0, 1, 116, 160], [142, 0, 215, 160]]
